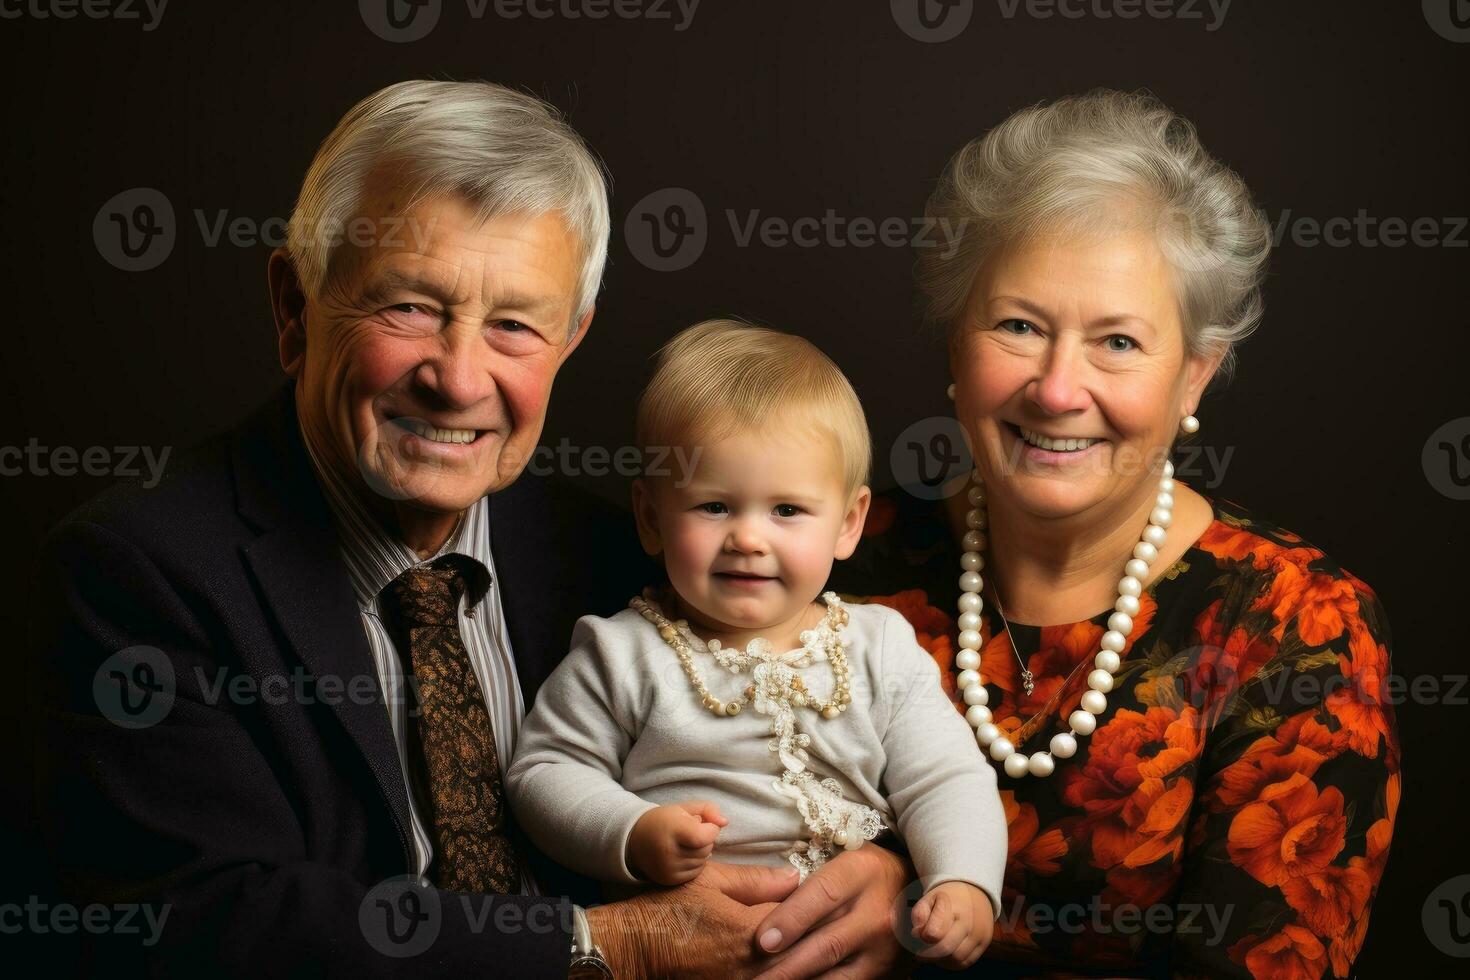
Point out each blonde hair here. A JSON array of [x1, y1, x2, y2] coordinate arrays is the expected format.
[[636, 319, 871, 500]]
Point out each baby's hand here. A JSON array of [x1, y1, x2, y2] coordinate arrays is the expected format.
[[910, 880, 994, 970], [626, 801, 728, 886]]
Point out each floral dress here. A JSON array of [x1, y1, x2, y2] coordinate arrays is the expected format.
[[826, 487, 1400, 978]]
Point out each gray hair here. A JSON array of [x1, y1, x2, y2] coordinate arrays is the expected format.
[[286, 79, 610, 337], [919, 89, 1271, 384]]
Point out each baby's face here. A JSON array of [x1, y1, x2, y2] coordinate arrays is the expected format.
[[636, 425, 868, 637]]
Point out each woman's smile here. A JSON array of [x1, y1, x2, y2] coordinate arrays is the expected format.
[[1000, 421, 1111, 467]]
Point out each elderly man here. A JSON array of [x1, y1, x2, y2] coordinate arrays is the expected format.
[[31, 81, 913, 977]]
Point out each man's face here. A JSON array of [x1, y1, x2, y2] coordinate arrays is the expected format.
[[284, 182, 589, 517]]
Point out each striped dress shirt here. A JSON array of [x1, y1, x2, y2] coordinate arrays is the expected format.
[[299, 421, 537, 894]]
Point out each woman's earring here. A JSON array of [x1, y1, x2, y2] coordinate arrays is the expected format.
[[1180, 414, 1200, 434], [947, 383, 956, 401]]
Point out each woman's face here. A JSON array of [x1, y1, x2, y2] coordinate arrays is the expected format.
[[950, 225, 1218, 521]]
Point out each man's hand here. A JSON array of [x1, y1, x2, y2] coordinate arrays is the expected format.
[[626, 801, 728, 885], [750, 843, 914, 979], [910, 881, 993, 970], [587, 861, 800, 979]]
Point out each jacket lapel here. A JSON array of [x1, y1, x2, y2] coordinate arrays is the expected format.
[[486, 474, 570, 710], [231, 385, 413, 854]]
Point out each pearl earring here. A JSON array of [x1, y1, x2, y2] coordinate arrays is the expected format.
[[1181, 415, 1200, 434], [947, 383, 956, 401]]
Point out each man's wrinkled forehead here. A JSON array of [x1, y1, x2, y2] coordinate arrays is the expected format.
[[357, 240, 571, 318], [324, 194, 577, 320]]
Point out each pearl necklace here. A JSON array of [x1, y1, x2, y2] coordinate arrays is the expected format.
[[955, 460, 1176, 779], [629, 589, 854, 719], [630, 590, 881, 879]]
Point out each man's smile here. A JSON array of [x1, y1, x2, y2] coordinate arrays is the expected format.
[[388, 417, 491, 445]]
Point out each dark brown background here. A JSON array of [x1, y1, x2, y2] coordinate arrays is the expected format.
[[3, 0, 1466, 972]]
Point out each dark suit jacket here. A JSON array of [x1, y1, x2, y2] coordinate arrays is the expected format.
[[29, 383, 655, 978]]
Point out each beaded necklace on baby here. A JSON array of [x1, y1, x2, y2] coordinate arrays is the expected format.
[[629, 588, 883, 878]]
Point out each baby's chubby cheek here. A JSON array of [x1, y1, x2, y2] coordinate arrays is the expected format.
[[786, 525, 843, 577], [667, 554, 703, 593]]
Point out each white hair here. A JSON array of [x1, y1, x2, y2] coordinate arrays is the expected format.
[[286, 79, 610, 337], [919, 89, 1271, 384]]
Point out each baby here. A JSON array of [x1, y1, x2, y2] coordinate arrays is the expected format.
[[505, 320, 1006, 969]]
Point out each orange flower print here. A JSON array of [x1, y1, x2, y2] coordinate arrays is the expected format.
[[1102, 777, 1193, 868], [1227, 773, 1348, 887], [990, 892, 1037, 952], [1019, 621, 1101, 716], [978, 626, 1022, 718], [1253, 558, 1360, 645], [1353, 770, 1398, 887], [1280, 863, 1372, 937], [1327, 909, 1371, 978], [1229, 924, 1329, 980], [1101, 864, 1177, 912], [1063, 706, 1202, 811], [1186, 599, 1280, 724], [1323, 768, 1399, 976], [1062, 706, 1203, 869], [1325, 621, 1393, 758], [1290, 572, 1362, 647], [1198, 521, 1285, 567], [1208, 712, 1348, 811], [1000, 790, 1067, 882]]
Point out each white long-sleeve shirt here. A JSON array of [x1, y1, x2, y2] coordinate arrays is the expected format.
[[505, 595, 1006, 909]]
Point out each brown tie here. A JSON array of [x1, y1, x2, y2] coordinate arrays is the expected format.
[[382, 555, 522, 894]]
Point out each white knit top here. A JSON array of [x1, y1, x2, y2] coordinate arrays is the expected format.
[[505, 594, 1006, 908]]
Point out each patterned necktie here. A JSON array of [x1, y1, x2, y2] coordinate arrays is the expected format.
[[382, 555, 522, 894]]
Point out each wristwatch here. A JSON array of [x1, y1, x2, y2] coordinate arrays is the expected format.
[[568, 903, 614, 979]]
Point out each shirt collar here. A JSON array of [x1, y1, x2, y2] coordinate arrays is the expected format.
[[298, 412, 493, 610]]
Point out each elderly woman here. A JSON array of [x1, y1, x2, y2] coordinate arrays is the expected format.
[[827, 91, 1400, 977]]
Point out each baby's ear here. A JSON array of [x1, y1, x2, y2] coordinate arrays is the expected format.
[[833, 485, 872, 561], [630, 478, 664, 557]]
